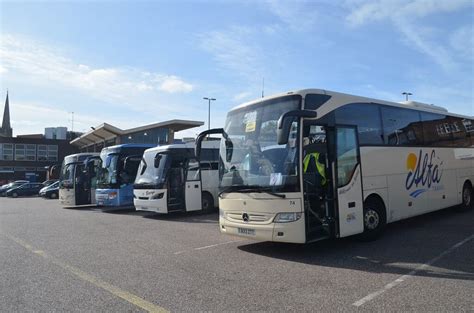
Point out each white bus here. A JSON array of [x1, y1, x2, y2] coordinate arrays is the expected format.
[[59, 152, 100, 207], [196, 89, 474, 243], [133, 141, 220, 214]]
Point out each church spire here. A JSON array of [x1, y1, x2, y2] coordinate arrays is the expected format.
[[1, 91, 13, 137]]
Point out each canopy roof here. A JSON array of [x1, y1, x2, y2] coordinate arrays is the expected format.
[[70, 119, 203, 148]]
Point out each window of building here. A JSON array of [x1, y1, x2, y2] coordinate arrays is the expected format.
[[2, 144, 13, 160], [335, 103, 384, 145], [47, 145, 58, 161], [37, 145, 48, 161], [26, 144, 36, 161], [381, 107, 423, 146], [15, 144, 26, 161]]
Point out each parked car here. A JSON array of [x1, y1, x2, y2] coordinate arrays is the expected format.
[[6, 183, 44, 198], [0, 180, 29, 197], [39, 181, 60, 199], [42, 179, 58, 187]]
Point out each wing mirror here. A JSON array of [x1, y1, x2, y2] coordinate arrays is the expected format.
[[277, 110, 317, 145]]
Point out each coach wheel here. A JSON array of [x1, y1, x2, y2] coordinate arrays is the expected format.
[[201, 192, 215, 212], [459, 183, 473, 212], [359, 197, 386, 241]]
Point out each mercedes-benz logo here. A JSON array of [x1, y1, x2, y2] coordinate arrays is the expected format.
[[242, 213, 249, 222]]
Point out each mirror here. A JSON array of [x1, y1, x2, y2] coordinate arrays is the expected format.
[[277, 110, 317, 145], [195, 128, 225, 160], [105, 155, 112, 168], [225, 140, 233, 162], [154, 154, 162, 168]]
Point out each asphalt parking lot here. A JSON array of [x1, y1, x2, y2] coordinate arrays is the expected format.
[[0, 197, 473, 312]]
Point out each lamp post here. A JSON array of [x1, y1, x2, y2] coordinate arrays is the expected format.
[[402, 92, 412, 101], [203, 97, 216, 130]]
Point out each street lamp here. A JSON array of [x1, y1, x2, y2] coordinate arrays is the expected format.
[[402, 92, 412, 101], [203, 97, 216, 130]]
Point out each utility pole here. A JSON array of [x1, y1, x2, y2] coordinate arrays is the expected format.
[[203, 97, 216, 130], [70, 112, 74, 132]]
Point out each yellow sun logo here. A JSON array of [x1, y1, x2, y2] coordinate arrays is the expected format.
[[406, 153, 417, 171]]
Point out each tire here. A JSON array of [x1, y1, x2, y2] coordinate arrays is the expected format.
[[358, 197, 386, 241], [12, 192, 18, 198], [458, 183, 473, 212], [201, 192, 215, 212], [50, 192, 58, 199]]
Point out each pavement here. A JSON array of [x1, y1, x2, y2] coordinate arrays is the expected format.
[[0, 197, 473, 312]]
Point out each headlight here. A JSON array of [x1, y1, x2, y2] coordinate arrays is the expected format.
[[274, 212, 302, 223], [150, 192, 164, 200], [108, 192, 118, 200]]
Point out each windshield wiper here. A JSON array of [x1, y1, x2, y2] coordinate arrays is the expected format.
[[219, 185, 286, 198]]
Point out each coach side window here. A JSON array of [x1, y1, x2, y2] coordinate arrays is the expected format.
[[451, 117, 471, 147], [335, 103, 383, 145], [420, 113, 453, 147], [381, 107, 423, 146]]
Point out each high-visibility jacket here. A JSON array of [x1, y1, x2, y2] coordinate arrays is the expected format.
[[303, 152, 327, 186]]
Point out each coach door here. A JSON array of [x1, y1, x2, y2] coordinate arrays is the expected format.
[[185, 158, 202, 212], [335, 126, 364, 237]]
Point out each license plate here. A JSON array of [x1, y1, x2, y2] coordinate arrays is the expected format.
[[238, 227, 256, 236]]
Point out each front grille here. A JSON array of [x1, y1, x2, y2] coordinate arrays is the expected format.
[[226, 212, 274, 224]]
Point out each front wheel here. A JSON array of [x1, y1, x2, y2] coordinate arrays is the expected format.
[[50, 192, 58, 199], [201, 192, 215, 212], [358, 197, 386, 241], [12, 192, 18, 198]]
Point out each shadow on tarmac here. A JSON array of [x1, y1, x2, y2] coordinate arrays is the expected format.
[[237, 208, 474, 281], [143, 210, 219, 224]]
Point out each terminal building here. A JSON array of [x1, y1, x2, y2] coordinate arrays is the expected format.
[[70, 120, 204, 152]]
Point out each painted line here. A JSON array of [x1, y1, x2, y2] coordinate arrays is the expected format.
[[353, 234, 474, 307], [3, 233, 168, 313], [174, 240, 245, 255]]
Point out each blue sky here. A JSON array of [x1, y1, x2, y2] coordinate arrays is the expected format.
[[1, 0, 473, 138]]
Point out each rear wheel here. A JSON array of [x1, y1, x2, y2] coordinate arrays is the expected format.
[[458, 183, 473, 212], [201, 192, 215, 212], [358, 197, 386, 241]]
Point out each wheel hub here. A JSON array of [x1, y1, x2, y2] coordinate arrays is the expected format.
[[463, 187, 471, 206], [364, 209, 379, 230]]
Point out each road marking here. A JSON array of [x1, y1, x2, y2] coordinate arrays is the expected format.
[[353, 233, 474, 307], [3, 233, 168, 313], [174, 240, 245, 255]]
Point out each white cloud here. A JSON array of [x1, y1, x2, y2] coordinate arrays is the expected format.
[[450, 25, 474, 61], [198, 26, 265, 82], [0, 34, 194, 105], [9, 101, 138, 135], [346, 0, 471, 26], [158, 76, 193, 93], [232, 91, 253, 102], [265, 0, 320, 31], [345, 0, 473, 71]]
